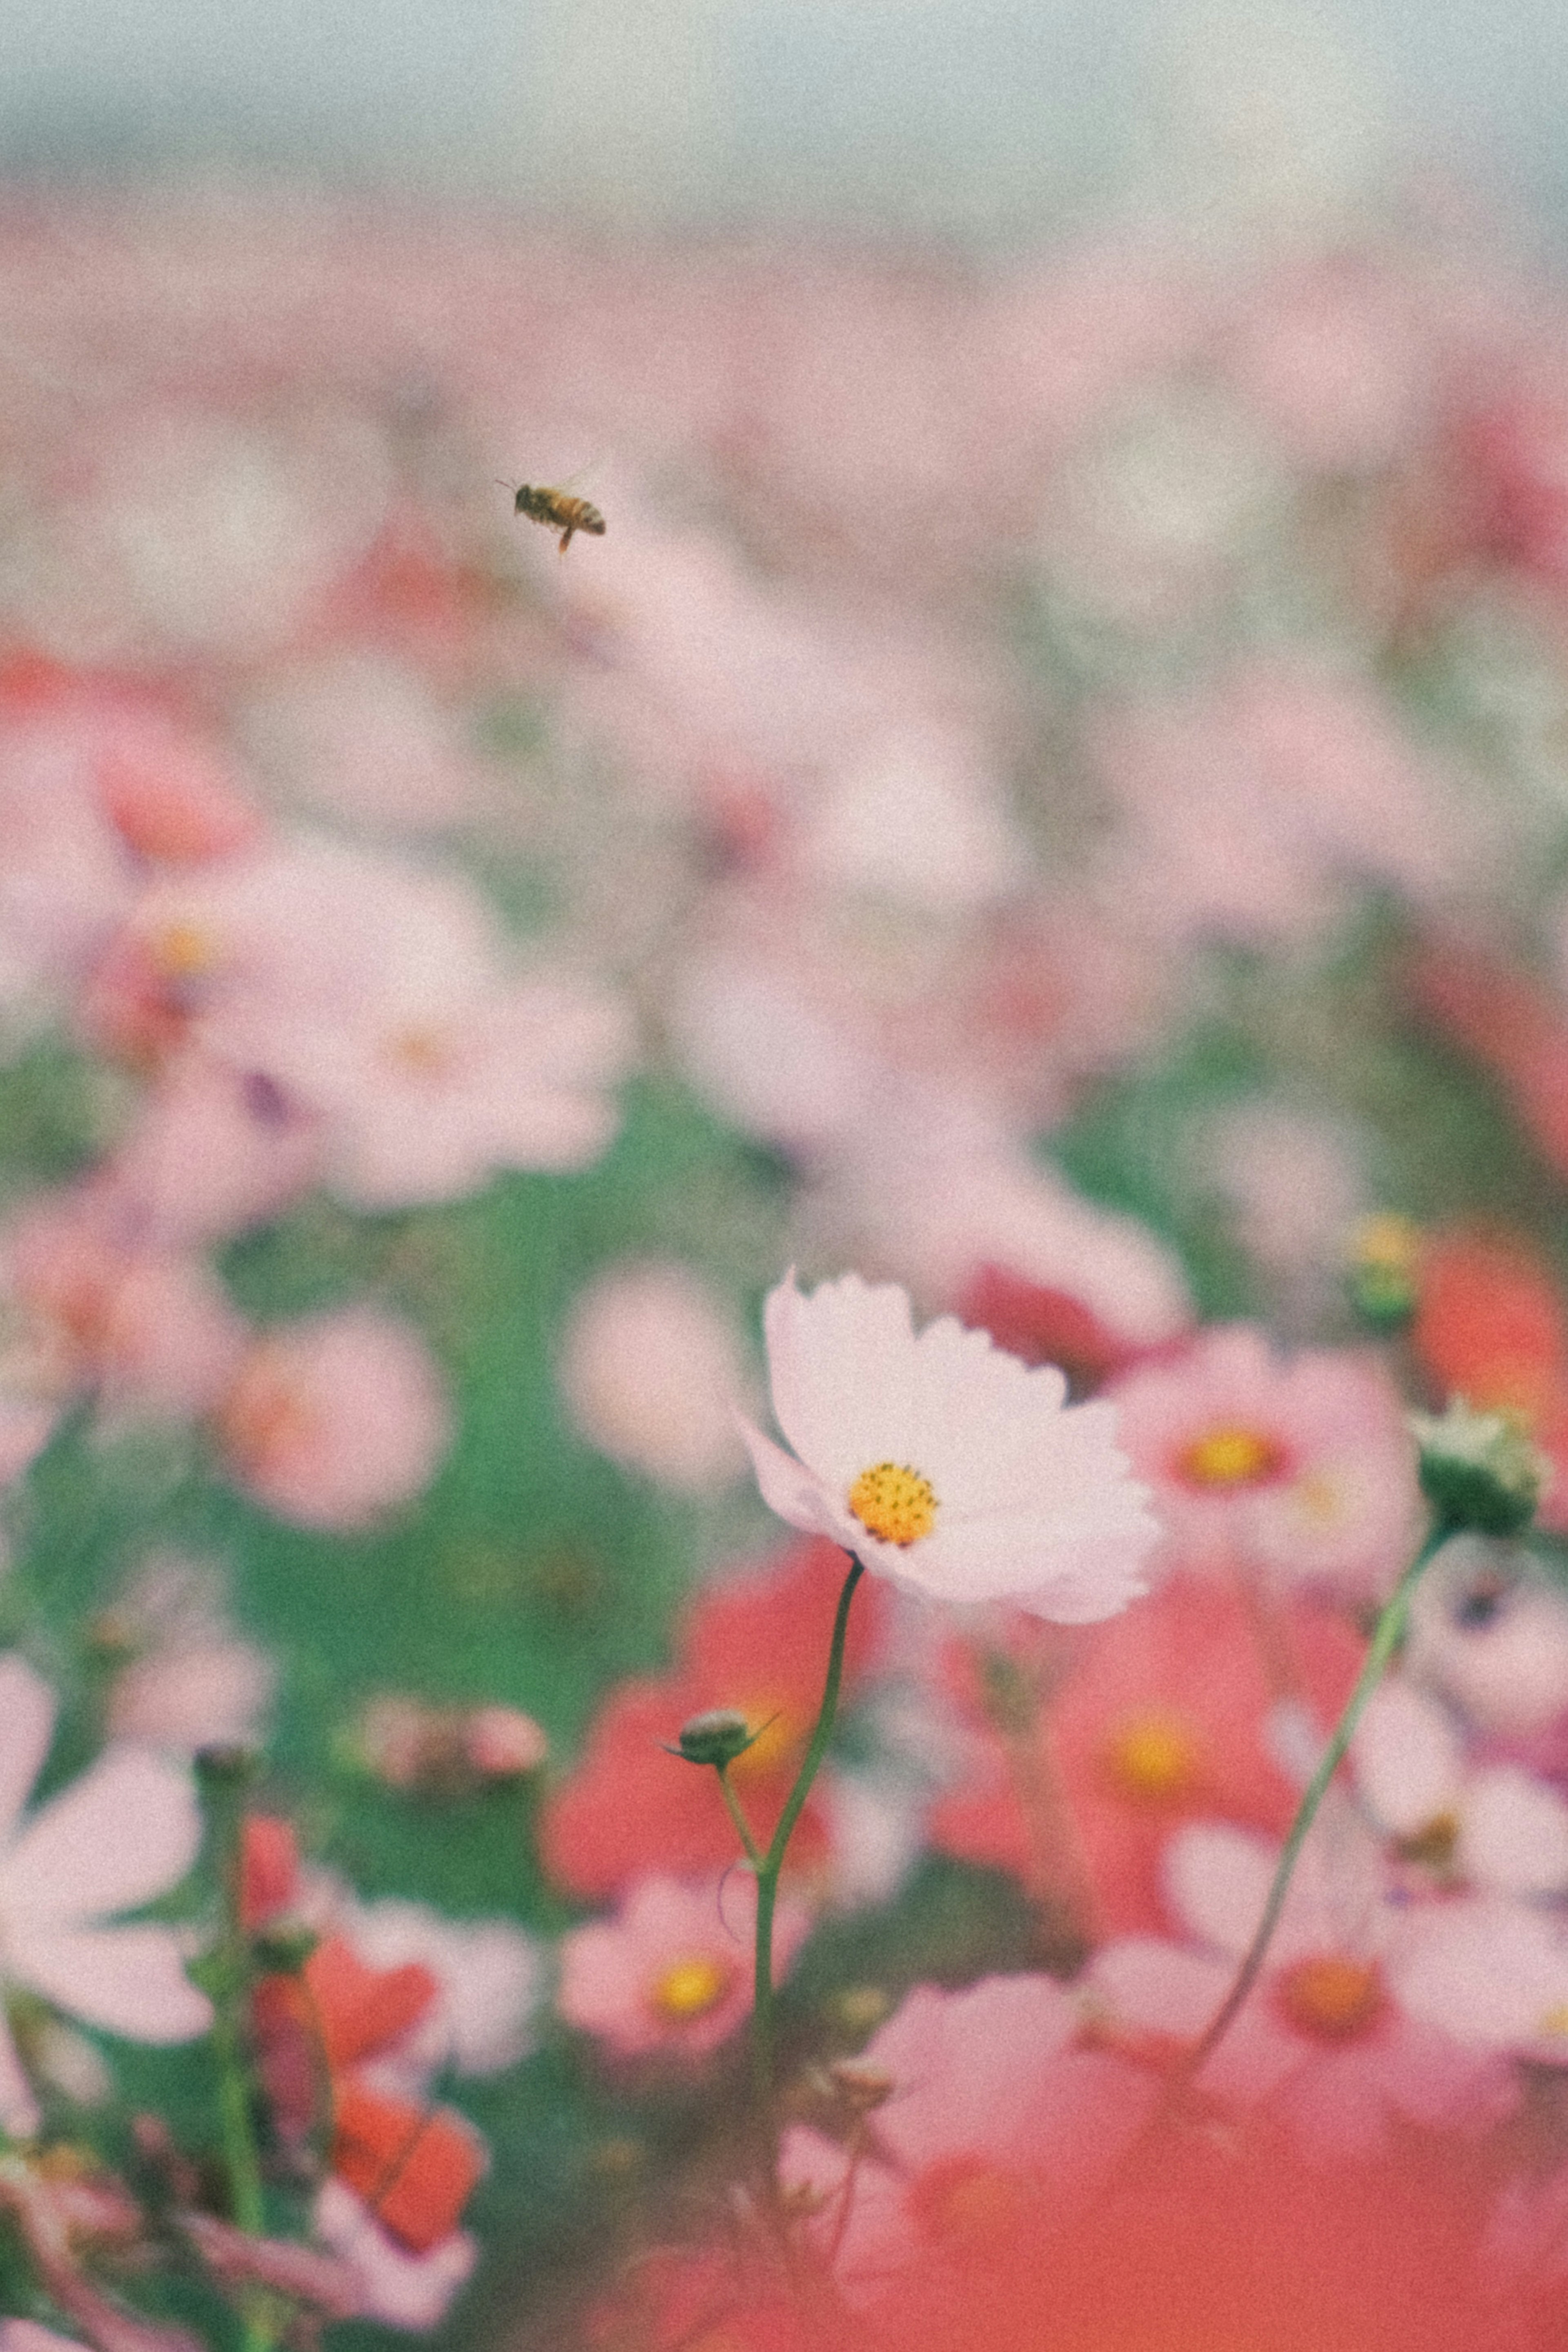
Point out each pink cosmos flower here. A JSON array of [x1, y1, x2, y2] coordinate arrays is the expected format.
[[1108, 1323, 1420, 1598], [0, 1654, 211, 2136], [1353, 1677, 1568, 1897], [102, 1054, 323, 1248], [1394, 1896, 1568, 2066], [1404, 1539, 1568, 1752], [312, 2175, 476, 2334], [557, 1259, 750, 1493], [327, 1896, 542, 2089], [740, 1272, 1158, 1621], [215, 1307, 451, 1530], [99, 1555, 275, 1759], [558, 1873, 809, 2062], [779, 1975, 1155, 2301], [1087, 1816, 1517, 2157]]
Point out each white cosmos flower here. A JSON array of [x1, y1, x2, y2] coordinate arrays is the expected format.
[[0, 1654, 211, 2135], [739, 1272, 1159, 1621]]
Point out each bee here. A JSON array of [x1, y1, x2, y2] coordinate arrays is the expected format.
[[509, 482, 606, 553]]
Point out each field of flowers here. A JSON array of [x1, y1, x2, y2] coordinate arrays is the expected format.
[[10, 184, 1568, 2350]]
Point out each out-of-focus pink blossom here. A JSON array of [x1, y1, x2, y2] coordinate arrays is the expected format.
[[779, 1975, 1155, 2300], [102, 1056, 323, 1247], [1405, 1540, 1568, 1750], [0, 1654, 211, 2136], [558, 1873, 808, 2062], [1353, 1677, 1568, 1896], [1109, 1322, 1420, 1598], [216, 1307, 451, 1529], [1088, 1815, 1518, 2155], [557, 1259, 749, 1492], [100, 1555, 274, 1758], [331, 1896, 542, 2087], [312, 2176, 475, 2334], [239, 655, 484, 831]]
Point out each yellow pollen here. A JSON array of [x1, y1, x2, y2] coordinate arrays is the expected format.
[[151, 920, 217, 979], [1351, 1212, 1423, 1279], [1539, 2005, 1568, 2038], [1104, 1711, 1204, 1804], [649, 1955, 732, 2023], [1178, 1424, 1286, 1491], [848, 1460, 938, 1547], [1276, 1955, 1385, 2042]]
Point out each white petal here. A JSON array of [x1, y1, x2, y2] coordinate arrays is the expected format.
[[764, 1273, 919, 1489], [737, 1418, 853, 1543], [1352, 1681, 1464, 1836], [1163, 1822, 1282, 1960], [6, 1922, 212, 2042], [1461, 1768, 1568, 1897], [0, 1747, 202, 1923], [0, 1656, 55, 1846]]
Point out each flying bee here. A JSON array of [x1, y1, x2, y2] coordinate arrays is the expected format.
[[508, 481, 606, 553]]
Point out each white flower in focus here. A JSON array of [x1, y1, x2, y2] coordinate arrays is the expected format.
[[0, 1654, 211, 2134], [739, 1272, 1158, 1621]]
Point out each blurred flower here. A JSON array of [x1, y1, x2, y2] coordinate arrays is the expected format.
[[740, 1272, 1158, 1622], [539, 1538, 888, 1902], [559, 1871, 808, 2062], [0, 1654, 210, 2135], [99, 1555, 274, 1758], [312, 2172, 477, 2332], [1405, 1540, 1568, 1750], [1353, 1677, 1568, 1895], [1109, 1323, 1420, 1598], [780, 1976, 1155, 2298], [558, 1259, 749, 1492], [216, 1306, 451, 1529], [1088, 1815, 1517, 2154]]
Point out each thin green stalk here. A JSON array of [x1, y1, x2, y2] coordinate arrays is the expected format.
[[196, 1754, 274, 2352], [748, 1554, 866, 2121], [717, 1766, 764, 1870], [1179, 1517, 1456, 2087]]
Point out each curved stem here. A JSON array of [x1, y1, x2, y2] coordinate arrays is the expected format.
[[1180, 1518, 1456, 2087], [749, 1554, 866, 2122]]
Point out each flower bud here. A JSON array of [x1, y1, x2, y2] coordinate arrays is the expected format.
[[1408, 1399, 1552, 1537], [1347, 1212, 1422, 1331], [670, 1708, 756, 1768]]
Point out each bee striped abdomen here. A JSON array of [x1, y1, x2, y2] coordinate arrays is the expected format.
[[512, 485, 606, 552]]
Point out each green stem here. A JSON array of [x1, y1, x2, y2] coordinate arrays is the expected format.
[[717, 1766, 764, 1870], [197, 1757, 273, 2352], [748, 1555, 866, 2123], [1180, 1517, 1456, 2086]]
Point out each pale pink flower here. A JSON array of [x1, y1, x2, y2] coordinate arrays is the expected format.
[[100, 1556, 275, 1759], [0, 2325, 93, 2352], [0, 1189, 249, 1429], [128, 837, 633, 1208], [103, 1055, 323, 1248], [1087, 1816, 1517, 2156], [799, 725, 1029, 912], [0, 1654, 211, 2135], [779, 1975, 1155, 2300], [1108, 1322, 1420, 1598], [558, 1873, 808, 2062], [741, 1271, 1158, 1622], [1405, 1539, 1568, 1744], [312, 2176, 476, 2334], [216, 1307, 451, 1530], [332, 1897, 542, 2087], [239, 655, 483, 832], [1392, 1894, 1568, 2069], [557, 1260, 749, 1493], [1353, 1678, 1568, 1897]]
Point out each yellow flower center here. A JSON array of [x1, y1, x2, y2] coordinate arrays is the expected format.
[[1103, 1710, 1204, 1804], [1178, 1424, 1286, 1491], [848, 1460, 938, 1547], [649, 1955, 733, 2023], [1538, 2004, 1568, 2039], [150, 919, 217, 979], [1351, 1212, 1423, 1280], [1276, 1955, 1385, 2042], [386, 1025, 456, 1078]]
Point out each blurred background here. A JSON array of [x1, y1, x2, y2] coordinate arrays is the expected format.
[[0, 0, 1564, 241]]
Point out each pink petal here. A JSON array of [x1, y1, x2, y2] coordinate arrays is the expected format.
[[6, 1921, 212, 2042], [2, 1748, 202, 1922], [0, 2012, 41, 2136]]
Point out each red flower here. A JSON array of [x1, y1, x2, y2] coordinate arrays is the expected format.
[[331, 2081, 486, 2256], [539, 1538, 886, 1903]]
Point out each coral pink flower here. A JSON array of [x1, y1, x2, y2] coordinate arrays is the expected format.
[[1407, 941, 1568, 1187], [1108, 1323, 1420, 1598], [779, 1976, 1155, 2301], [929, 1570, 1364, 1936], [559, 1873, 808, 2062], [741, 1273, 1158, 1622], [1408, 1227, 1568, 1531], [216, 1306, 450, 1529], [539, 1539, 888, 1903], [1087, 1816, 1517, 2156], [0, 1654, 211, 2136]]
